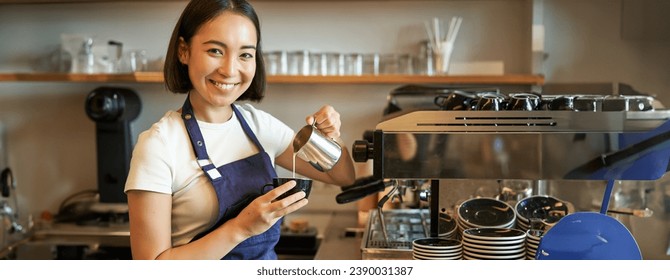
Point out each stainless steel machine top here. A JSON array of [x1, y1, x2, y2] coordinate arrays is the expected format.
[[353, 92, 670, 181]]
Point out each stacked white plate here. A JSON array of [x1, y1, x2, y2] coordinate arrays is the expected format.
[[461, 228, 527, 260], [412, 238, 462, 260], [457, 198, 516, 235], [525, 229, 544, 260]]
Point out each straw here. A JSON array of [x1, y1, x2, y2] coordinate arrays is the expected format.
[[450, 17, 463, 46], [423, 21, 436, 50], [446, 16, 457, 43], [423, 16, 463, 51], [433, 17, 441, 49], [423, 16, 463, 74]]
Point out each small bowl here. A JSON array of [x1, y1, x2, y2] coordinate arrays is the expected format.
[[458, 197, 515, 228], [515, 195, 569, 223]]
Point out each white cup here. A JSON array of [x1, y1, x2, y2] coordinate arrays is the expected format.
[[433, 41, 454, 75]]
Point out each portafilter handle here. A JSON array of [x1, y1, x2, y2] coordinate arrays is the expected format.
[[336, 176, 390, 204]]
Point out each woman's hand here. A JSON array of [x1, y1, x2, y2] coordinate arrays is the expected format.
[[278, 104, 354, 186], [306, 105, 341, 139], [229, 181, 308, 238]]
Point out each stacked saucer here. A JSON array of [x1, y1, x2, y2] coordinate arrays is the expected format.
[[438, 212, 458, 239], [461, 228, 527, 260], [515, 195, 569, 231], [525, 229, 544, 260], [457, 198, 516, 235], [412, 238, 462, 260]]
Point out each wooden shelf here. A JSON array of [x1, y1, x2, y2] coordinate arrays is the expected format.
[[0, 0, 462, 3], [269, 74, 544, 85], [0, 72, 163, 83], [0, 0, 185, 3], [0, 72, 544, 85]]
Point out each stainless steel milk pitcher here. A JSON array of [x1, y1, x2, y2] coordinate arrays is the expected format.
[[293, 122, 342, 172]]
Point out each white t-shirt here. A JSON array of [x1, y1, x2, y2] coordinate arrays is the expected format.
[[124, 103, 294, 246]]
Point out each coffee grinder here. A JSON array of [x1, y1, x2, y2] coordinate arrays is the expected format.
[[85, 86, 141, 218]]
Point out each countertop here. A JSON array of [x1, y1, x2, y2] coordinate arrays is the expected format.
[[313, 210, 363, 260], [3, 211, 365, 260]]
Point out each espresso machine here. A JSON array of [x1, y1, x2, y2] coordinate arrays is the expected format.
[[349, 84, 670, 259]]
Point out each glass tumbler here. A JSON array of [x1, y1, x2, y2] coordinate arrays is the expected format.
[[380, 54, 400, 75], [120, 49, 147, 72], [397, 54, 414, 75], [264, 50, 287, 75], [416, 40, 434, 75], [362, 53, 380, 75], [288, 50, 310, 75], [325, 52, 344, 76], [344, 53, 363, 76], [310, 52, 328, 76]]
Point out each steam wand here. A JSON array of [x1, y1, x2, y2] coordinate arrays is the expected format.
[[376, 181, 400, 245]]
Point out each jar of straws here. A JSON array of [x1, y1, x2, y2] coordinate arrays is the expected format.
[[424, 16, 462, 75]]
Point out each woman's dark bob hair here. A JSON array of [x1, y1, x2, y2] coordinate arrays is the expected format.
[[164, 0, 266, 102]]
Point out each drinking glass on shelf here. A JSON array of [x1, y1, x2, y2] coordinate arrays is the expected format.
[[287, 50, 310, 75], [416, 40, 434, 76], [397, 54, 414, 75], [264, 50, 287, 75], [344, 53, 363, 76], [379, 54, 399, 74], [60, 33, 92, 73], [362, 53, 380, 75], [119, 49, 148, 72], [433, 41, 454, 75], [309, 52, 328, 76], [325, 52, 344, 76]]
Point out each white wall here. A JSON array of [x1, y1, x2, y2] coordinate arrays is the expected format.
[[542, 0, 670, 104]]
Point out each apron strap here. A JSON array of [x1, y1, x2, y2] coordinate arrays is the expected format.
[[181, 95, 223, 182], [231, 104, 266, 153], [181, 96, 269, 182]]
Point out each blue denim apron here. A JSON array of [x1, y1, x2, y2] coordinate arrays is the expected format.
[[181, 97, 280, 260]]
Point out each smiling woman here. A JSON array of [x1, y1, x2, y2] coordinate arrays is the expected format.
[[176, 11, 259, 122], [123, 0, 355, 260]]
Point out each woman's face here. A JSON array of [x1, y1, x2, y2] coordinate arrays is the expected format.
[[179, 11, 257, 108]]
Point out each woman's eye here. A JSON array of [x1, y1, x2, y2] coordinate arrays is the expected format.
[[241, 53, 254, 60], [207, 49, 223, 56]]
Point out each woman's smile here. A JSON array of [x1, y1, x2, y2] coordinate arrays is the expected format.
[[209, 79, 240, 91]]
